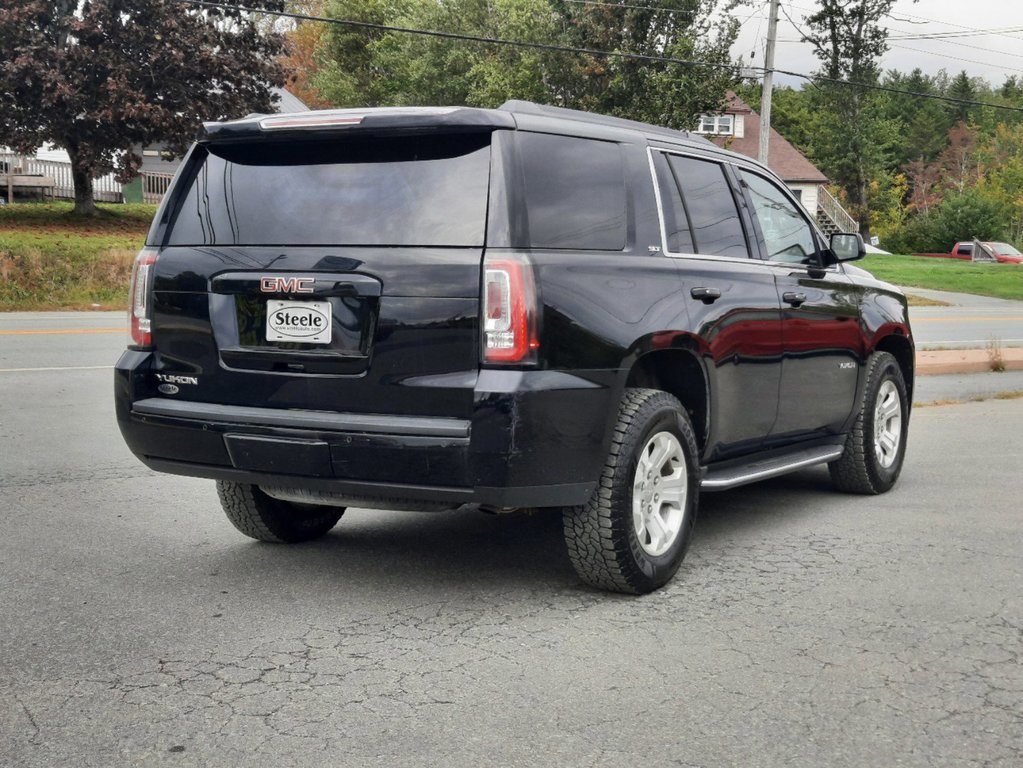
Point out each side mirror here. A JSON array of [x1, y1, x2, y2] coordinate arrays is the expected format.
[[831, 232, 866, 262]]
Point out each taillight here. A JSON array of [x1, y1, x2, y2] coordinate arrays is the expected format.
[[482, 255, 539, 364], [128, 248, 158, 348]]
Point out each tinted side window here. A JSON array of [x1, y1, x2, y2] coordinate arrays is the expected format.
[[667, 155, 749, 259], [651, 152, 695, 253], [739, 170, 818, 264], [518, 133, 627, 250]]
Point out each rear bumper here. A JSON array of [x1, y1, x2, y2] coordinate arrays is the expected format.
[[115, 352, 616, 508]]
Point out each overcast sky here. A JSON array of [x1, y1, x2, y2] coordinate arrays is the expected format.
[[734, 0, 1023, 88]]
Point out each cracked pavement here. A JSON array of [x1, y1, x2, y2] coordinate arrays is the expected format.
[[1, 366, 1022, 766]]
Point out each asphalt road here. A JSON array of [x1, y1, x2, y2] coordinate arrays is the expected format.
[[1, 316, 1022, 767], [902, 288, 1023, 349]]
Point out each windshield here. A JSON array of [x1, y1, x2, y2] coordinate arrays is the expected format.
[[166, 135, 491, 247], [990, 242, 1022, 255]]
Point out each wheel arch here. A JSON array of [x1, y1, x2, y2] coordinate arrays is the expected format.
[[625, 348, 709, 452], [873, 333, 915, 403]]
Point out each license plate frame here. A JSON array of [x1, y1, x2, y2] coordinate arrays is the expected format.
[[265, 299, 333, 344]]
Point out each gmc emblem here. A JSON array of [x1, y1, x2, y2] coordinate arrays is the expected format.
[[260, 276, 315, 294]]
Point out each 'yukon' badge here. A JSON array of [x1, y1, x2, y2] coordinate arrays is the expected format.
[[155, 373, 199, 386]]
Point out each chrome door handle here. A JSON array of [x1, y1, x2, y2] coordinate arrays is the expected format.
[[690, 287, 721, 304], [783, 292, 807, 307]]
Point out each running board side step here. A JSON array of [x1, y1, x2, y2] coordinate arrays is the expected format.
[[701, 440, 846, 492]]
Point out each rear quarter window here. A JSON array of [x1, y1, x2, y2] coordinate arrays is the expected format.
[[517, 133, 627, 251]]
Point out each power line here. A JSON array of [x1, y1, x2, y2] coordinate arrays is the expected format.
[[886, 43, 1023, 75], [558, 0, 711, 13], [777, 37, 1023, 76], [785, 1, 1023, 44], [779, 0, 1023, 74], [175, 0, 1023, 113], [888, 36, 1023, 64], [888, 27, 1023, 42], [768, 3, 1023, 80], [178, 0, 751, 70]]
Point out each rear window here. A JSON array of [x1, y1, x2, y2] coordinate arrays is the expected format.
[[166, 135, 491, 246]]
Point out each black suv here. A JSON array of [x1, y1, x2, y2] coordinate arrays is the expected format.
[[115, 101, 913, 594]]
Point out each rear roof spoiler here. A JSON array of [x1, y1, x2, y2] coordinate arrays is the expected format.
[[199, 106, 515, 142]]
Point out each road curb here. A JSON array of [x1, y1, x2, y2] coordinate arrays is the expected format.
[[916, 347, 1023, 376]]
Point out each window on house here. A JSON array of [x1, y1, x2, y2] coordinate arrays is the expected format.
[[694, 115, 734, 136]]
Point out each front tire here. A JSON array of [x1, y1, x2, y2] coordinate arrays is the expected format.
[[829, 351, 909, 494], [216, 482, 344, 542], [563, 388, 700, 594]]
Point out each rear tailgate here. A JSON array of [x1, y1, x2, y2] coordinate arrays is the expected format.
[[120, 128, 499, 489], [149, 130, 494, 420], [149, 244, 483, 419]]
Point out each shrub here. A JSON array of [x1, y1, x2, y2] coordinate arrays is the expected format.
[[885, 189, 1010, 253]]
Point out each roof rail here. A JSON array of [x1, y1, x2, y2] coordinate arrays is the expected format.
[[499, 100, 707, 144]]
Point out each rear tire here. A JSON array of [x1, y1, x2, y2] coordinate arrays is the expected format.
[[829, 351, 909, 494], [216, 482, 344, 542], [563, 388, 700, 594]]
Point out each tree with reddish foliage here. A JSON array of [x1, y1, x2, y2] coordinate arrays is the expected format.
[[0, 0, 285, 215], [902, 157, 941, 216], [278, 0, 331, 109], [937, 122, 980, 195]]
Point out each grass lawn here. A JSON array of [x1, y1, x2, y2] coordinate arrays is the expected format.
[[0, 202, 156, 310], [861, 254, 1023, 302]]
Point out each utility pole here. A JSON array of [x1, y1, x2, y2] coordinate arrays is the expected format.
[[759, 0, 781, 165]]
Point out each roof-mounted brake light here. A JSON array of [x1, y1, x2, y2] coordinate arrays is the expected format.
[[259, 114, 365, 130]]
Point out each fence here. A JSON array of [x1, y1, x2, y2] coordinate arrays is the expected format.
[[1, 152, 173, 204], [142, 171, 174, 203]]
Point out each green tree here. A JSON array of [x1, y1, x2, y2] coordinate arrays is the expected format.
[[313, 0, 402, 106], [883, 69, 950, 166], [928, 188, 1007, 249], [757, 86, 817, 154], [976, 123, 1023, 243], [800, 0, 916, 237], [946, 70, 978, 124], [867, 167, 909, 244], [311, 0, 741, 126], [0, 0, 285, 215], [557, 0, 740, 128], [884, 189, 1005, 253]]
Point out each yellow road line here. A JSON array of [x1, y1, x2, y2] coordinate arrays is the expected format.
[[912, 316, 1023, 322], [0, 365, 112, 373], [0, 328, 124, 336]]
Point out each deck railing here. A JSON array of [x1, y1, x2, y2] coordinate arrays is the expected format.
[[817, 185, 858, 235], [1, 152, 122, 202], [1, 152, 174, 204], [142, 172, 175, 203]]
